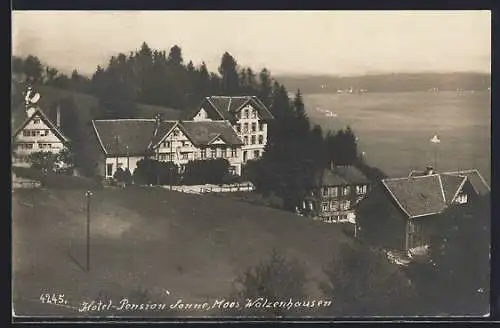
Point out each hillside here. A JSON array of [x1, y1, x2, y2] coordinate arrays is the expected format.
[[276, 72, 491, 94], [12, 186, 357, 317]]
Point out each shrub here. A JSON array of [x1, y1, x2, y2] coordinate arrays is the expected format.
[[182, 159, 230, 185], [230, 249, 308, 317], [133, 158, 180, 186]]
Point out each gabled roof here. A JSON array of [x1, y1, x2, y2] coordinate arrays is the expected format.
[[382, 175, 446, 219], [442, 169, 490, 196], [312, 165, 370, 187], [92, 119, 157, 156], [92, 119, 244, 156], [12, 107, 70, 143], [179, 121, 243, 147], [382, 169, 490, 219], [193, 96, 274, 122]]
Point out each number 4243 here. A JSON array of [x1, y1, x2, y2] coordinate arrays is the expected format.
[[39, 293, 67, 305]]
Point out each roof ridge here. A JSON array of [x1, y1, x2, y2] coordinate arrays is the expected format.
[[382, 173, 440, 182], [93, 118, 156, 122]]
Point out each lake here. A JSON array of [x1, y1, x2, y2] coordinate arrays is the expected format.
[[303, 91, 491, 183]]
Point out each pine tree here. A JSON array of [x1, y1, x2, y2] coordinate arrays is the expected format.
[[218, 52, 240, 95]]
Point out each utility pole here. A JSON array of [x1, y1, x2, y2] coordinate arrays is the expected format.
[[85, 190, 93, 272]]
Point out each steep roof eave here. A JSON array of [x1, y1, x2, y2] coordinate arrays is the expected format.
[[381, 179, 413, 218]]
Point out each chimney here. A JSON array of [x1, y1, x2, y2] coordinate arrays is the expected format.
[[56, 105, 61, 128], [425, 165, 434, 175], [330, 161, 335, 171]]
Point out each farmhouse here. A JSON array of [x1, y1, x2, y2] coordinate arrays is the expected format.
[[11, 106, 70, 166], [92, 115, 244, 178], [186, 96, 274, 162], [299, 165, 371, 224], [93, 96, 274, 179], [358, 166, 490, 257]]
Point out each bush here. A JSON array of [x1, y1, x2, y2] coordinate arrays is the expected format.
[[182, 159, 230, 185], [320, 244, 416, 316], [26, 149, 74, 174], [229, 249, 308, 317], [133, 158, 180, 186]]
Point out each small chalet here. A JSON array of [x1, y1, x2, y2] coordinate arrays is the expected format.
[[358, 166, 490, 258], [12, 106, 70, 166], [299, 165, 371, 224]]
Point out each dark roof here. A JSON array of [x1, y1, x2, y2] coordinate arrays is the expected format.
[[92, 119, 157, 156], [195, 96, 274, 122], [443, 169, 490, 196], [440, 173, 466, 203], [180, 121, 243, 147], [12, 107, 70, 143], [92, 119, 243, 156], [382, 175, 446, 218], [312, 165, 370, 187], [382, 169, 490, 219], [150, 121, 177, 147]]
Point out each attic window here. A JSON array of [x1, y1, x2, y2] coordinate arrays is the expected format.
[[33, 118, 40, 124]]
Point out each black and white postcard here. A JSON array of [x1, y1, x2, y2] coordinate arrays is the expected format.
[[11, 10, 491, 320]]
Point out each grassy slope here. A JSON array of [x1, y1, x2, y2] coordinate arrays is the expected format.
[[12, 186, 354, 317]]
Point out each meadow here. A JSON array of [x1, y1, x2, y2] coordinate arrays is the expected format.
[[304, 91, 491, 183], [12, 186, 354, 317]]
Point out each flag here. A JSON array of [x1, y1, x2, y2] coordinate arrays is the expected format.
[[430, 135, 440, 144]]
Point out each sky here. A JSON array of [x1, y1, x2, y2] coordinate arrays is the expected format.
[[12, 10, 491, 77]]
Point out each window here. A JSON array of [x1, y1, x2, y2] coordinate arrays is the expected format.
[[253, 150, 260, 158], [107, 164, 113, 177], [251, 135, 256, 145], [201, 149, 206, 159], [23, 131, 30, 137], [455, 194, 468, 204], [322, 202, 329, 211], [172, 129, 179, 137], [340, 200, 350, 211], [231, 148, 237, 157], [329, 187, 338, 197], [259, 123, 264, 131], [309, 201, 314, 211], [237, 125, 241, 133], [211, 148, 217, 158], [258, 135, 264, 144], [243, 151, 248, 161], [243, 123, 249, 133], [30, 131, 36, 137], [229, 166, 236, 174], [160, 154, 167, 161], [163, 141, 170, 148], [356, 185, 367, 194], [244, 109, 249, 118], [182, 153, 188, 160], [251, 123, 256, 132], [342, 186, 350, 196], [322, 187, 328, 196], [244, 136, 248, 145], [33, 118, 40, 124], [331, 200, 339, 211]]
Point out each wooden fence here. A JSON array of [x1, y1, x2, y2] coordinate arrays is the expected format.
[[165, 183, 255, 194]]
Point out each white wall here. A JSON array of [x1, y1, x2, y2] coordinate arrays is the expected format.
[[13, 113, 66, 156], [105, 156, 143, 178]]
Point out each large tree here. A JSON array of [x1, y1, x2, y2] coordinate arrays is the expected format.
[[218, 52, 240, 95], [404, 194, 490, 315]]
